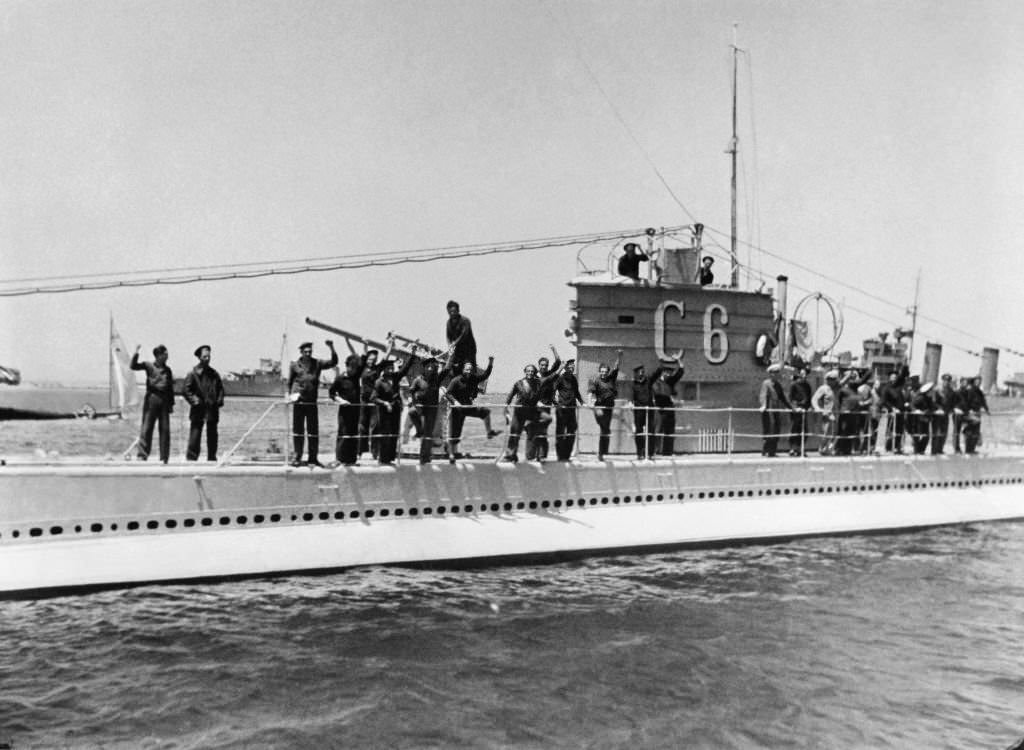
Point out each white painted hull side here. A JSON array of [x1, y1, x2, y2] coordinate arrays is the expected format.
[[2, 453, 1024, 596]]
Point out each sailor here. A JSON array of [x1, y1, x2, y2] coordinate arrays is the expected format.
[[528, 346, 562, 461], [788, 366, 813, 456], [811, 370, 841, 455], [444, 357, 501, 461], [408, 356, 443, 464], [287, 339, 338, 467], [651, 354, 685, 456], [960, 375, 990, 454], [931, 373, 960, 454], [183, 345, 225, 462], [617, 242, 649, 281], [329, 354, 364, 465], [503, 363, 548, 463], [879, 366, 909, 454], [445, 300, 477, 376], [357, 337, 394, 459], [695, 255, 715, 286], [630, 363, 656, 459], [130, 344, 175, 463], [909, 381, 936, 455], [758, 363, 792, 457], [588, 350, 623, 460], [553, 358, 584, 461], [373, 351, 416, 465]]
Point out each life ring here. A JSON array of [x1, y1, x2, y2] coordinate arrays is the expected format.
[[755, 331, 777, 366]]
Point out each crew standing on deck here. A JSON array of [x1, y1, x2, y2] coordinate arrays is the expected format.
[[131, 344, 175, 463], [529, 347, 562, 461], [758, 364, 792, 457], [788, 366, 812, 456], [931, 373, 959, 454], [287, 339, 338, 467], [651, 355, 685, 456], [373, 352, 416, 465], [183, 345, 225, 462], [588, 350, 622, 460], [408, 357, 443, 464], [960, 375, 990, 454], [630, 364, 656, 459], [504, 364, 547, 463], [329, 354, 364, 466], [444, 358, 501, 461], [553, 358, 584, 461]]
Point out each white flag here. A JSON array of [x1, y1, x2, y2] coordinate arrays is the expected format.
[[110, 319, 142, 414]]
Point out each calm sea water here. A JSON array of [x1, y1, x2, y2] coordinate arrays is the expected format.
[[2, 405, 1024, 749]]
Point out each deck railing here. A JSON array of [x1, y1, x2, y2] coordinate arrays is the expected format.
[[117, 398, 1024, 467]]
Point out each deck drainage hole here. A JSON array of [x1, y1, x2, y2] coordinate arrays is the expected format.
[[436, 507, 445, 515], [421, 508, 430, 516], [253, 515, 264, 524], [201, 518, 213, 527], [219, 517, 231, 525], [270, 514, 281, 522], [351, 510, 362, 519], [90, 524, 103, 533], [127, 522, 138, 531], [366, 510, 376, 518], [553, 500, 562, 508], [395, 509, 405, 517], [49, 526, 63, 535], [30, 528, 42, 537], [408, 508, 418, 517], [380, 509, 390, 517], [184, 519, 196, 527], [503, 503, 512, 511], [302, 513, 313, 522], [147, 521, 159, 530], [165, 520, 177, 528], [319, 512, 329, 520]]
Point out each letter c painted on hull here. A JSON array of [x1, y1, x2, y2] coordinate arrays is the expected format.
[[655, 300, 685, 361]]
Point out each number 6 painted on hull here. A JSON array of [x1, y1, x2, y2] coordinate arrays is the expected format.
[[703, 303, 729, 363], [654, 301, 730, 364]]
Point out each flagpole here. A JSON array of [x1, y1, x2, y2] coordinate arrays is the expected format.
[[109, 312, 114, 411]]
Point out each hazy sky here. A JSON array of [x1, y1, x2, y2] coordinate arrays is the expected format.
[[2, 0, 1023, 385]]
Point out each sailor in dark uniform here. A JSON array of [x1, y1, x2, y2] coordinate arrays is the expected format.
[[373, 353, 415, 465], [528, 347, 562, 461], [503, 364, 549, 463], [788, 366, 813, 455], [630, 364, 656, 459], [445, 300, 477, 375], [444, 357, 501, 461], [695, 255, 715, 286], [587, 350, 622, 460], [287, 339, 338, 467], [183, 345, 225, 461], [931, 373, 959, 454], [960, 376, 990, 454], [652, 355, 685, 455], [357, 337, 394, 459], [408, 356, 443, 464], [553, 359, 584, 461], [329, 354, 364, 465], [130, 344, 175, 463], [617, 242, 649, 281]]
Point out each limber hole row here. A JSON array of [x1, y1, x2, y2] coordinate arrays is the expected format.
[[3, 476, 1021, 541]]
